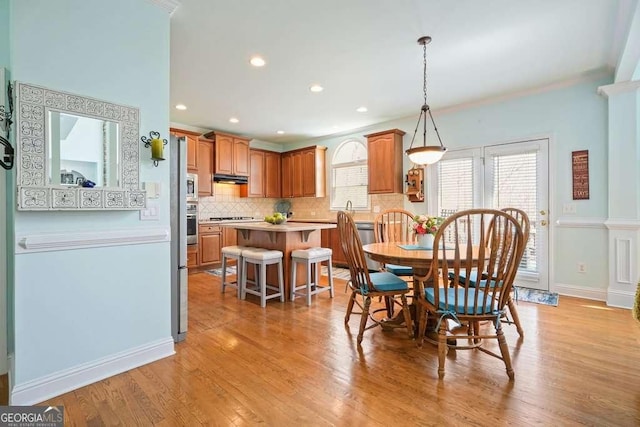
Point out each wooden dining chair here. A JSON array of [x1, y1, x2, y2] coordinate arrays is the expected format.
[[415, 209, 525, 379], [337, 211, 413, 345], [373, 208, 416, 316], [452, 207, 530, 337]]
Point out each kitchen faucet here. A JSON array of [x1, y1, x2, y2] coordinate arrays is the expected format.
[[345, 200, 354, 216]]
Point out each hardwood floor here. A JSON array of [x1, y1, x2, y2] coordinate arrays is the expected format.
[[43, 272, 640, 426]]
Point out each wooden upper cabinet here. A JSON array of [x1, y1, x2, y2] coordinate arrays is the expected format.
[[197, 137, 214, 196], [208, 131, 250, 176], [170, 128, 200, 171], [281, 153, 293, 198], [246, 150, 265, 197], [233, 138, 250, 176], [281, 146, 326, 198], [264, 151, 281, 198], [242, 149, 281, 198], [365, 129, 405, 194]]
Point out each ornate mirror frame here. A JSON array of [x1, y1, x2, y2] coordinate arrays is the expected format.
[[15, 82, 146, 210]]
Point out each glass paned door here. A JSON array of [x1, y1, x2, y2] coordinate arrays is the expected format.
[[429, 139, 549, 291], [484, 139, 549, 291]]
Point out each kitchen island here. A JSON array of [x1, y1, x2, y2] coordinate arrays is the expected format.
[[219, 221, 337, 298]]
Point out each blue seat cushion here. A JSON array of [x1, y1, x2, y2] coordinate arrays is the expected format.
[[425, 287, 493, 314], [385, 263, 413, 276], [366, 271, 410, 292]]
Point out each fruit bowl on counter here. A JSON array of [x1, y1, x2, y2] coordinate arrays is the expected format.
[[264, 212, 287, 224]]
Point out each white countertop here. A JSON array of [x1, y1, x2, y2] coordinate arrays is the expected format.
[[218, 221, 336, 232]]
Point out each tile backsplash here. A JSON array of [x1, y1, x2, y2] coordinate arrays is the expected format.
[[198, 183, 405, 221]]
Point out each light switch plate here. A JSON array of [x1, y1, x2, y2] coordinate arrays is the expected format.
[[144, 181, 161, 199]]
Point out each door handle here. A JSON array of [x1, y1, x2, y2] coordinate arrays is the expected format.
[[540, 210, 547, 216], [541, 220, 548, 226]]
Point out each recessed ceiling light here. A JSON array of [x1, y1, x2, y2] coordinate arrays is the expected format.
[[175, 104, 187, 110], [229, 117, 239, 123], [356, 106, 368, 113], [250, 56, 266, 67], [309, 84, 324, 93], [277, 130, 285, 135]]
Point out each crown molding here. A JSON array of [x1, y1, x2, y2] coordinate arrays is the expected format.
[[597, 80, 640, 97], [147, 0, 180, 14]]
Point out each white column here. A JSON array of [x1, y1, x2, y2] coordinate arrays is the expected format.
[[598, 81, 640, 308]]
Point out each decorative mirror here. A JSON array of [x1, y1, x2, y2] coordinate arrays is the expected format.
[[15, 82, 146, 210]]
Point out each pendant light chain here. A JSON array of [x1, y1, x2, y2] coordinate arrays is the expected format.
[[423, 40, 428, 107]]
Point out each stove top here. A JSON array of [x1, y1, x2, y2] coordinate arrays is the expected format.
[[208, 216, 254, 221]]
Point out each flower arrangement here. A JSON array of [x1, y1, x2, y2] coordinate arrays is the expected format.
[[411, 214, 444, 235]]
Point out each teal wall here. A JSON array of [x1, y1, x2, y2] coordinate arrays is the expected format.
[[298, 76, 611, 292], [9, 0, 171, 386], [0, 0, 9, 376]]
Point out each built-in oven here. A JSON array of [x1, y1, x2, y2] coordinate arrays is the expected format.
[[186, 202, 198, 245], [186, 173, 198, 202]]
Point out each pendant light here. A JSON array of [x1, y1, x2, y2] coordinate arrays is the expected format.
[[405, 36, 447, 165]]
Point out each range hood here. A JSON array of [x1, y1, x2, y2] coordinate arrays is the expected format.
[[213, 174, 248, 184]]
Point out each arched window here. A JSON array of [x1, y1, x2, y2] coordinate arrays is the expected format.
[[330, 139, 369, 211]]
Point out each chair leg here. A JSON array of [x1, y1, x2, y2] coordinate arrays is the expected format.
[[400, 294, 413, 338], [327, 260, 334, 298], [259, 264, 267, 308], [507, 296, 524, 337], [357, 296, 371, 345], [277, 260, 285, 302], [496, 322, 515, 380], [240, 259, 248, 300], [306, 261, 312, 306], [290, 258, 297, 301], [235, 257, 242, 299], [221, 255, 227, 293], [416, 303, 427, 347], [345, 290, 356, 324], [438, 320, 448, 379]]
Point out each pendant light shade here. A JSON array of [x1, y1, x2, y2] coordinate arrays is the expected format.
[[405, 36, 447, 166]]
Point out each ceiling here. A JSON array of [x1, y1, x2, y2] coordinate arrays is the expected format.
[[169, 0, 632, 144]]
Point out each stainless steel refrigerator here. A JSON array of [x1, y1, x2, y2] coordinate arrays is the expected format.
[[170, 134, 188, 342]]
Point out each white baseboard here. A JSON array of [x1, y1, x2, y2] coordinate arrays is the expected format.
[[606, 289, 635, 309], [554, 283, 608, 302], [10, 337, 175, 405]]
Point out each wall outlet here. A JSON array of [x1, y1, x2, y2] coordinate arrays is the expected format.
[[373, 205, 380, 213], [577, 262, 586, 273]]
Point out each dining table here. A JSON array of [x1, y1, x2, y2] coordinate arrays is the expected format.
[[362, 241, 483, 336]]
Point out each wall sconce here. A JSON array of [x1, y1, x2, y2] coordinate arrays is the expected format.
[[141, 131, 167, 167]]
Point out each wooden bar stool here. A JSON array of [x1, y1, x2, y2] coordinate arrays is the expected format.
[[291, 247, 334, 306], [240, 248, 285, 307]]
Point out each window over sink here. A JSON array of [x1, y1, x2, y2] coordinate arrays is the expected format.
[[330, 139, 369, 211]]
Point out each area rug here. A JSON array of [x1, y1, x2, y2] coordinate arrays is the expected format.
[[514, 286, 559, 306], [207, 265, 352, 280]]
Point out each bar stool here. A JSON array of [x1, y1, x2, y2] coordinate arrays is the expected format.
[[221, 245, 247, 298], [291, 247, 334, 306], [240, 248, 285, 307]]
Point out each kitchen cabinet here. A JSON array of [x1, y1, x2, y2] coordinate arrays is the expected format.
[[199, 224, 222, 266], [241, 149, 281, 198], [365, 129, 405, 194], [281, 152, 293, 198], [281, 145, 326, 198], [170, 128, 200, 172], [223, 227, 237, 247], [264, 151, 281, 198], [207, 131, 250, 176], [197, 137, 214, 196], [187, 244, 199, 268], [322, 228, 347, 267]]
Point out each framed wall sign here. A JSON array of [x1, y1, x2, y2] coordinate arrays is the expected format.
[[572, 150, 589, 200]]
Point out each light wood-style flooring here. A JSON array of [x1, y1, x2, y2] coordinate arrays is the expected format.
[[43, 272, 640, 425]]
